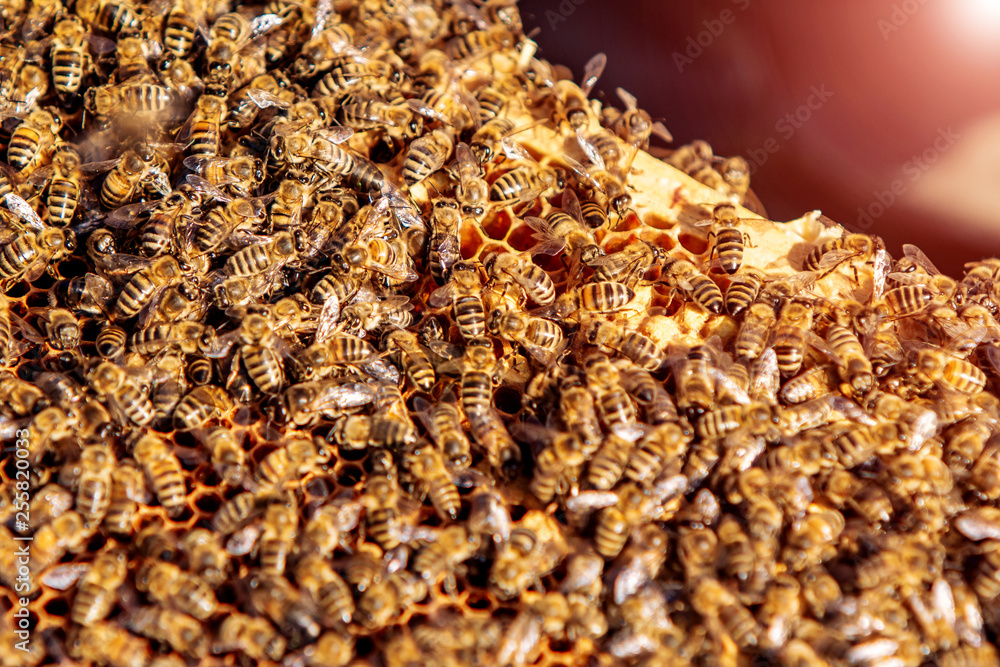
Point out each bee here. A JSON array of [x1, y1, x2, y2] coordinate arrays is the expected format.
[[458, 339, 522, 479], [550, 52, 605, 131], [583, 352, 644, 442], [178, 86, 229, 158], [429, 261, 487, 339], [451, 142, 490, 219], [823, 322, 875, 396], [291, 23, 357, 80], [406, 442, 462, 520], [75, 0, 140, 34], [259, 493, 298, 575], [205, 12, 282, 89], [179, 528, 230, 588], [294, 554, 354, 626], [725, 268, 766, 317], [87, 361, 154, 427], [551, 282, 636, 321], [605, 87, 673, 149], [69, 623, 152, 667], [581, 318, 667, 371], [660, 256, 725, 314], [195, 425, 246, 486], [356, 569, 428, 630], [383, 329, 435, 392], [803, 232, 878, 276], [778, 365, 837, 405], [772, 300, 813, 377], [184, 154, 266, 199], [55, 273, 113, 316], [585, 239, 663, 286], [269, 169, 321, 232], [32, 142, 88, 228], [225, 230, 298, 277], [135, 559, 218, 621], [0, 226, 75, 285], [300, 500, 363, 559], [131, 432, 186, 517], [216, 613, 287, 662], [490, 161, 566, 208], [211, 490, 259, 536], [172, 384, 232, 429], [30, 511, 92, 583], [403, 128, 454, 185], [280, 378, 376, 427], [411, 395, 472, 469], [75, 444, 115, 527], [689, 577, 760, 650], [187, 196, 268, 257], [624, 422, 691, 485], [413, 524, 481, 591], [490, 307, 564, 365], [0, 371, 46, 417], [248, 572, 323, 643], [484, 251, 556, 306], [39, 307, 80, 351], [692, 202, 766, 274], [102, 461, 145, 534], [361, 473, 407, 551], [84, 81, 175, 127], [124, 606, 208, 659], [8, 108, 61, 174], [46, 14, 108, 98], [594, 478, 685, 559], [255, 435, 329, 488], [426, 197, 462, 283], [490, 510, 568, 600], [94, 144, 171, 209]]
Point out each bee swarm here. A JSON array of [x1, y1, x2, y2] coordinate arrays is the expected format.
[[2, 1, 1000, 666]]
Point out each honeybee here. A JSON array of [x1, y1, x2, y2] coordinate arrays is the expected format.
[[692, 203, 768, 275], [425, 197, 462, 283], [8, 108, 61, 174], [689, 577, 760, 650], [356, 569, 429, 630], [280, 378, 376, 427], [484, 250, 556, 307], [772, 300, 813, 377], [255, 435, 329, 488], [490, 306, 564, 365], [550, 52, 605, 131], [125, 606, 208, 659], [75, 444, 114, 527], [293, 554, 354, 626], [429, 261, 487, 338], [360, 473, 407, 551], [451, 142, 490, 219], [582, 352, 644, 442], [131, 432, 186, 518], [135, 558, 218, 621], [550, 282, 636, 321], [225, 230, 298, 277], [0, 225, 75, 286], [823, 322, 875, 396], [55, 273, 113, 315], [38, 307, 80, 351], [69, 622, 152, 667], [405, 442, 462, 520], [84, 81, 175, 128], [489, 160, 566, 208], [803, 232, 878, 277], [102, 461, 146, 534], [660, 256, 725, 314], [457, 338, 522, 479], [300, 499, 363, 559], [216, 613, 287, 662], [912, 347, 987, 394], [594, 477, 685, 559], [725, 268, 766, 317], [29, 142, 89, 228], [30, 511, 92, 583], [194, 425, 245, 486], [623, 422, 691, 485], [490, 510, 568, 600], [527, 428, 587, 503], [87, 361, 154, 428], [0, 371, 46, 417], [173, 384, 232, 430], [185, 154, 266, 199], [258, 492, 298, 575], [403, 128, 454, 185], [581, 319, 667, 372], [604, 87, 673, 149], [413, 524, 481, 591]]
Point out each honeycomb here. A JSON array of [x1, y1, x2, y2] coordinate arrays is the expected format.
[[0, 1, 1000, 666]]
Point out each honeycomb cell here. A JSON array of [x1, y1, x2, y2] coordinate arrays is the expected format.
[[482, 210, 512, 240], [678, 231, 709, 255], [506, 224, 538, 252], [461, 225, 485, 259]]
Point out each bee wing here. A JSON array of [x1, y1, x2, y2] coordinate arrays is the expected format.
[[314, 295, 342, 344], [246, 88, 292, 110], [249, 13, 285, 41], [817, 249, 859, 271], [182, 174, 234, 201], [500, 138, 533, 163], [564, 489, 618, 514], [563, 154, 606, 196], [615, 87, 638, 111], [749, 348, 779, 401], [885, 272, 929, 286], [405, 98, 451, 125], [650, 121, 674, 144], [574, 129, 606, 171], [96, 252, 153, 276], [313, 126, 355, 145], [903, 243, 942, 276], [4, 193, 45, 232], [360, 358, 401, 384], [580, 52, 607, 96], [871, 248, 891, 300], [40, 563, 91, 591], [308, 381, 377, 412], [226, 521, 263, 556], [427, 282, 457, 308], [363, 257, 419, 283], [77, 158, 122, 176], [27, 165, 54, 189], [709, 368, 750, 406], [103, 200, 163, 229]]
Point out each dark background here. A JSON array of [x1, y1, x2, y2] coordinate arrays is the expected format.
[[518, 0, 1000, 275]]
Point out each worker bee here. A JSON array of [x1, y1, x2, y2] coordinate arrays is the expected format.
[[550, 282, 636, 321], [356, 569, 429, 631], [37, 307, 80, 351], [490, 510, 568, 600], [225, 230, 298, 277], [429, 261, 487, 338], [54, 272, 113, 316], [30, 511, 92, 585], [582, 352, 644, 442], [69, 622, 152, 667], [523, 188, 601, 270], [803, 232, 878, 276], [184, 154, 266, 199], [0, 222, 75, 286], [525, 427, 587, 503], [84, 81, 175, 128], [125, 606, 208, 658], [294, 554, 354, 626], [196, 425, 246, 486], [452, 142, 490, 219], [255, 435, 329, 488], [550, 52, 605, 131], [660, 256, 725, 314], [102, 461, 146, 534], [604, 87, 673, 149], [912, 347, 987, 394], [689, 576, 761, 650], [458, 338, 522, 479], [87, 361, 154, 428], [581, 318, 667, 372], [413, 524, 481, 592], [490, 306, 564, 365], [8, 108, 61, 174], [489, 160, 566, 208], [405, 442, 462, 520], [484, 250, 556, 306], [427, 197, 462, 283], [75, 444, 114, 527], [279, 378, 376, 427], [135, 559, 218, 620], [259, 492, 298, 575], [216, 613, 287, 662], [692, 203, 769, 274], [179, 528, 230, 588], [131, 432, 186, 518], [772, 300, 813, 377], [403, 128, 454, 184], [594, 477, 686, 559]]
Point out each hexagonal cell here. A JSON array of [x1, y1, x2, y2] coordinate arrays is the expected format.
[[506, 224, 537, 252], [481, 210, 512, 240], [460, 225, 485, 260], [678, 232, 709, 255]]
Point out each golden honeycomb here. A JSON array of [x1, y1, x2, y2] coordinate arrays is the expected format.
[[0, 0, 999, 666]]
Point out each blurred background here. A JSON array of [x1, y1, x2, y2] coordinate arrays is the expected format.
[[518, 0, 1000, 275]]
